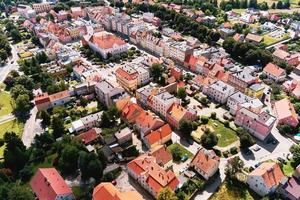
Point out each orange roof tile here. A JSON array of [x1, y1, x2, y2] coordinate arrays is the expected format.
[[93, 182, 143, 200], [149, 145, 172, 166], [263, 63, 285, 78], [34, 93, 50, 105], [49, 90, 70, 102], [274, 98, 298, 122], [249, 162, 286, 189], [91, 31, 126, 49], [75, 128, 98, 145], [127, 155, 179, 195], [191, 148, 220, 175], [145, 124, 172, 146]]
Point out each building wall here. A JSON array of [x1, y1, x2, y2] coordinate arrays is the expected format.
[[247, 175, 270, 196]]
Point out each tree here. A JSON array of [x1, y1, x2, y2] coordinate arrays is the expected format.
[[14, 94, 31, 114], [238, 128, 255, 149], [179, 120, 193, 135], [3, 132, 28, 173], [290, 144, 300, 166], [41, 110, 51, 127], [51, 116, 65, 138], [201, 116, 209, 124], [225, 156, 244, 181], [177, 88, 186, 101], [210, 112, 217, 119], [78, 151, 104, 181], [58, 145, 80, 175], [151, 63, 163, 82], [201, 131, 218, 149], [157, 187, 178, 200], [271, 2, 276, 9], [7, 185, 35, 200], [10, 29, 21, 42], [276, 1, 283, 9], [278, 124, 294, 135]]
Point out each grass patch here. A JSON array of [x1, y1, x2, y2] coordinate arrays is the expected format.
[[0, 91, 14, 117], [208, 119, 238, 147], [282, 160, 295, 176], [167, 143, 193, 161], [210, 181, 259, 200], [263, 33, 290, 46], [0, 119, 24, 157], [72, 186, 85, 199]]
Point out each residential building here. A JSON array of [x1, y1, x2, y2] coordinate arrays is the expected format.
[[32, 3, 52, 13], [263, 63, 286, 82], [274, 98, 299, 127], [152, 92, 179, 116], [30, 168, 74, 200], [95, 80, 126, 107], [167, 41, 194, 63], [127, 155, 179, 197], [166, 103, 197, 129], [92, 182, 143, 200], [83, 31, 128, 59], [135, 111, 165, 138], [136, 84, 159, 106], [245, 83, 265, 99], [190, 148, 220, 180], [247, 162, 287, 196], [235, 108, 276, 141], [227, 92, 254, 115], [71, 7, 85, 19], [278, 165, 300, 200], [149, 145, 172, 169], [114, 127, 132, 145], [203, 81, 235, 104], [245, 33, 263, 44], [69, 112, 102, 133], [76, 128, 101, 145], [143, 124, 172, 149], [34, 90, 71, 111], [227, 68, 258, 92], [116, 65, 138, 91]]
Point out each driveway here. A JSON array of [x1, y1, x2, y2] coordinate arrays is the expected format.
[[22, 106, 43, 147]]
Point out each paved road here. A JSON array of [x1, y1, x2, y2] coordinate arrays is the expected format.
[[0, 44, 19, 82], [22, 106, 43, 147]]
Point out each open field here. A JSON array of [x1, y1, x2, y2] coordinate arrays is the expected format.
[[208, 119, 239, 147], [0, 91, 14, 117], [0, 119, 24, 157], [210, 181, 259, 200]]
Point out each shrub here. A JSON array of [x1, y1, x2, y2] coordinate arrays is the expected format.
[[224, 120, 230, 127], [230, 147, 238, 155], [210, 112, 217, 119], [201, 116, 209, 124]]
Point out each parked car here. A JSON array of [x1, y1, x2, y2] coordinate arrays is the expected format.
[[253, 146, 261, 152], [181, 154, 188, 162]]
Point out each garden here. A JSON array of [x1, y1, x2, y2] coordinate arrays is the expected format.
[[167, 143, 193, 163], [0, 91, 14, 117]]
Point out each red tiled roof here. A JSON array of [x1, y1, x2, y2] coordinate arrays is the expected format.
[[34, 93, 51, 105], [149, 145, 172, 166], [76, 128, 98, 145], [263, 63, 285, 78], [127, 155, 179, 195], [30, 168, 73, 200], [116, 67, 138, 81], [93, 182, 143, 200], [91, 31, 126, 50], [250, 162, 286, 189], [49, 90, 70, 102], [145, 124, 172, 146], [191, 148, 220, 175]]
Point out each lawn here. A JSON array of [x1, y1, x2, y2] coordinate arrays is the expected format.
[[263, 33, 290, 46], [0, 91, 14, 117], [208, 119, 239, 148], [282, 161, 295, 176], [167, 143, 194, 160], [0, 119, 24, 157], [210, 181, 259, 200]]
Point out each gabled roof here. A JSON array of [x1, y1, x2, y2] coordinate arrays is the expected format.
[[245, 33, 263, 43], [144, 124, 172, 146], [93, 182, 143, 200], [75, 128, 99, 145], [191, 148, 220, 175], [274, 98, 298, 123], [263, 63, 285, 78], [49, 90, 70, 102], [249, 162, 286, 189], [127, 155, 179, 195], [149, 145, 172, 166], [30, 168, 73, 200]]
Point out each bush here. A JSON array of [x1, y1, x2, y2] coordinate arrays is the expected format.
[[102, 167, 122, 182], [201, 116, 209, 124], [210, 112, 217, 119], [214, 149, 222, 157], [223, 151, 229, 158], [224, 120, 230, 127], [122, 146, 139, 158], [230, 147, 238, 155]]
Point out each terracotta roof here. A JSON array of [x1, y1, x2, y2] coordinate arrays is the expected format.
[[249, 162, 286, 189], [93, 182, 143, 200], [91, 31, 126, 50], [135, 111, 164, 134], [274, 98, 298, 123], [167, 103, 187, 123], [34, 93, 50, 105], [144, 124, 172, 146], [273, 49, 290, 60], [49, 90, 70, 102], [75, 128, 98, 145], [245, 33, 263, 43], [149, 145, 172, 166], [263, 63, 285, 78], [191, 148, 220, 175], [116, 67, 138, 81], [127, 155, 179, 195], [30, 168, 73, 200]]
